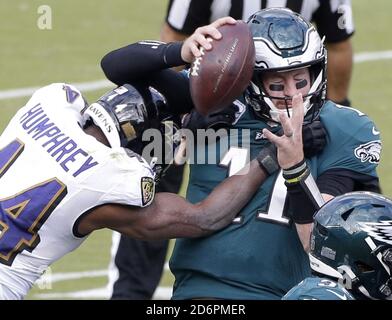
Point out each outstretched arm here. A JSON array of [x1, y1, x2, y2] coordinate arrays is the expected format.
[[101, 17, 237, 115], [79, 159, 267, 240]]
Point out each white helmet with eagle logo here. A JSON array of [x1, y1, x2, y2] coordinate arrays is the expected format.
[[245, 8, 327, 123]]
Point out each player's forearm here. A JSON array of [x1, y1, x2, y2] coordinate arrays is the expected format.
[[134, 159, 266, 239], [101, 41, 185, 85], [100, 159, 266, 240], [294, 193, 334, 252], [295, 223, 313, 253], [193, 159, 266, 232], [101, 42, 194, 115]]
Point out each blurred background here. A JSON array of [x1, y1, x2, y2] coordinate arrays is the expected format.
[[0, 0, 391, 299]]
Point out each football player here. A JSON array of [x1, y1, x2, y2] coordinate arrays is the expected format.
[[100, 9, 381, 299], [161, 0, 354, 106], [285, 192, 392, 300], [0, 82, 270, 299]]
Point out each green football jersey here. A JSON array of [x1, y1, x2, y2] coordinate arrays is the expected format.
[[170, 100, 380, 299]]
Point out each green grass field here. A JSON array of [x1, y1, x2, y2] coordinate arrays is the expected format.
[[1, 0, 392, 299]]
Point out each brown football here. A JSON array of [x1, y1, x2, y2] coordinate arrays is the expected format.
[[189, 20, 255, 116]]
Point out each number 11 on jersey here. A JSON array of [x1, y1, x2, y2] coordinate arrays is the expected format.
[[220, 147, 290, 225]]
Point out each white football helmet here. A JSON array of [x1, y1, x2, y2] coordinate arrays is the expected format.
[[245, 8, 327, 123]]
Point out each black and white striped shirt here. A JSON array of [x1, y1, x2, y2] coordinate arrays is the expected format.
[[165, 0, 354, 43]]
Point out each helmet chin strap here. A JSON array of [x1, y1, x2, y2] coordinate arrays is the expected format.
[[337, 265, 377, 300], [84, 102, 121, 148], [365, 236, 392, 299], [267, 97, 311, 123], [309, 253, 344, 280], [365, 237, 391, 275]]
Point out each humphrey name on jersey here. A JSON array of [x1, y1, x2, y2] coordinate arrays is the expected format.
[[19, 102, 98, 177]]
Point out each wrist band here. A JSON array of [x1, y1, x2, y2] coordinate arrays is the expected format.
[[284, 168, 310, 184], [256, 144, 279, 176], [283, 159, 307, 182], [283, 159, 307, 176]]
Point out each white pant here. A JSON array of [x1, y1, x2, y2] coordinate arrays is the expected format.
[[0, 283, 20, 300]]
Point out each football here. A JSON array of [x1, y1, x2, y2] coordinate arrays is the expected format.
[[189, 20, 255, 116]]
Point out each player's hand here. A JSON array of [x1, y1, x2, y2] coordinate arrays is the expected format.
[[181, 104, 237, 133], [181, 17, 237, 63], [302, 120, 327, 158], [263, 94, 305, 169]]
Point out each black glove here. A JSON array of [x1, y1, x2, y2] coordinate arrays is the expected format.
[[302, 120, 327, 158], [181, 104, 238, 133], [274, 120, 327, 158]]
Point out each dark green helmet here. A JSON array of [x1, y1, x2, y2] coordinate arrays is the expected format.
[[310, 192, 392, 300]]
